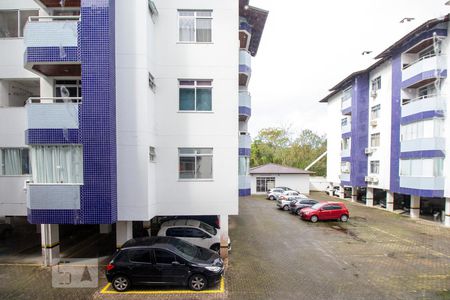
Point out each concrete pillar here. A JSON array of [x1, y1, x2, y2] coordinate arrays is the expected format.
[[410, 195, 420, 218], [116, 221, 133, 249], [99, 224, 112, 234], [386, 191, 394, 211], [445, 198, 450, 227], [366, 188, 374, 207], [351, 187, 358, 202], [219, 215, 229, 260], [41, 224, 60, 266], [339, 186, 345, 199]]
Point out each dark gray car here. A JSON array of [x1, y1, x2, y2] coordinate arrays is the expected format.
[[289, 199, 319, 215]]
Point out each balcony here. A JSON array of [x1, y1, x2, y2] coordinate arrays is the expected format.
[[24, 16, 81, 77], [341, 97, 351, 114], [339, 173, 350, 182], [402, 55, 447, 88], [401, 137, 446, 153], [341, 148, 351, 158], [27, 183, 81, 210], [239, 175, 251, 190], [239, 49, 252, 86], [26, 97, 81, 130], [399, 176, 444, 191], [239, 133, 251, 156], [341, 120, 351, 134], [401, 94, 445, 118], [35, 0, 80, 8], [239, 20, 252, 50], [239, 91, 251, 121]]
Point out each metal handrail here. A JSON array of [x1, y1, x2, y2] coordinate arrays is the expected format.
[[402, 94, 443, 105], [28, 16, 80, 22], [27, 97, 82, 104], [402, 53, 443, 70]]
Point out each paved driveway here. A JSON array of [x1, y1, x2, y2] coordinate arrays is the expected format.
[[2, 192, 450, 299], [227, 192, 450, 299]]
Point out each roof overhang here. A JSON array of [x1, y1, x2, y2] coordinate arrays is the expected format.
[[240, 0, 269, 56]]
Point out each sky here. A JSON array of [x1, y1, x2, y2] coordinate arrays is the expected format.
[[247, 0, 449, 138]]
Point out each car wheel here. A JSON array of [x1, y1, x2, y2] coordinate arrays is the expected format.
[[112, 275, 131, 292], [340, 214, 349, 222], [283, 205, 289, 211], [189, 274, 207, 291], [310, 215, 319, 223], [269, 196, 275, 200], [210, 244, 220, 252]]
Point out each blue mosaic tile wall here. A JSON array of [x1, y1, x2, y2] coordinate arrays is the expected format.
[[25, 46, 80, 63], [79, 0, 117, 224], [28, 0, 117, 224]]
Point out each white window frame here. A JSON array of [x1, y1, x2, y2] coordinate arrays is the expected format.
[[371, 76, 381, 91], [178, 148, 213, 180], [256, 177, 275, 192], [371, 104, 381, 120], [0, 9, 39, 38], [0, 147, 30, 176], [370, 160, 380, 174], [178, 79, 213, 112], [370, 133, 380, 148], [54, 79, 82, 99], [178, 10, 213, 43]]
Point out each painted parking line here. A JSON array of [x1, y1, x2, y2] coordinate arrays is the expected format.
[[100, 277, 225, 295]]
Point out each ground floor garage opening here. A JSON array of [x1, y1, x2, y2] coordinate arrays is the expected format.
[[394, 193, 410, 211], [420, 197, 445, 223], [373, 189, 387, 207]]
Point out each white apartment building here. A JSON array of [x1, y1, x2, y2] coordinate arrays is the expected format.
[[321, 15, 450, 227], [0, 0, 267, 265]]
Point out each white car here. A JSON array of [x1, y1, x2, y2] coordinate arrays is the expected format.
[[267, 188, 285, 200], [155, 219, 231, 252], [276, 192, 308, 211]]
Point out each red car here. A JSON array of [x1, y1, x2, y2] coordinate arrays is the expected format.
[[299, 202, 349, 223]]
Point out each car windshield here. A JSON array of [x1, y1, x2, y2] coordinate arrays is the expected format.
[[311, 203, 323, 210], [172, 239, 198, 260], [199, 222, 217, 235]]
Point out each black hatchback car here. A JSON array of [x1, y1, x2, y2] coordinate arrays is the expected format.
[[106, 236, 224, 292]]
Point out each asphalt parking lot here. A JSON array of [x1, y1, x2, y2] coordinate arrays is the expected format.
[[1, 192, 450, 299]]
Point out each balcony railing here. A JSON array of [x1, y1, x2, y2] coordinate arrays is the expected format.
[[239, 134, 251, 150], [27, 183, 81, 210], [239, 91, 251, 108], [401, 94, 445, 118], [402, 54, 447, 86], [399, 176, 444, 191], [341, 148, 351, 158], [239, 175, 251, 189], [341, 98, 351, 112], [26, 97, 81, 129], [341, 120, 351, 134], [239, 49, 252, 71], [401, 137, 445, 153], [339, 173, 350, 182], [24, 16, 79, 48]]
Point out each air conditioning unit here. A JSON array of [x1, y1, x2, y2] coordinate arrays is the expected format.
[[364, 176, 372, 182], [371, 177, 379, 183], [370, 120, 378, 127], [371, 90, 378, 98], [365, 148, 373, 154]]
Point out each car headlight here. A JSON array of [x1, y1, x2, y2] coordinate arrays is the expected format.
[[205, 266, 222, 273]]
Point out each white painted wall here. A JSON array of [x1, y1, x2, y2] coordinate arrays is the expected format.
[[325, 93, 342, 185], [367, 61, 392, 191], [310, 176, 328, 191], [0, 107, 29, 216], [116, 0, 239, 220], [441, 26, 450, 197], [251, 174, 310, 195]]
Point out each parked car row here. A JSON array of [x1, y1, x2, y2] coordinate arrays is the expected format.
[[107, 217, 229, 292], [276, 196, 350, 223]]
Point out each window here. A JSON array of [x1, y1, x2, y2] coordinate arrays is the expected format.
[[179, 80, 212, 111], [0, 148, 30, 176], [371, 104, 381, 120], [341, 118, 348, 127], [418, 84, 436, 99], [400, 119, 444, 141], [0, 10, 39, 38], [256, 177, 275, 192], [178, 10, 212, 43], [341, 161, 350, 174], [371, 76, 381, 91], [341, 87, 352, 108], [128, 249, 151, 263], [55, 80, 82, 99], [370, 161, 380, 174], [149, 147, 156, 162], [239, 157, 249, 176], [184, 228, 208, 238], [370, 133, 380, 147], [179, 148, 213, 179], [30, 145, 83, 184], [148, 72, 156, 91], [341, 137, 350, 150], [400, 158, 443, 177], [154, 249, 176, 264], [166, 228, 186, 237]]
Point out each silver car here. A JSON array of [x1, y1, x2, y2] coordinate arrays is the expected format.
[[267, 188, 285, 200], [277, 194, 308, 211]]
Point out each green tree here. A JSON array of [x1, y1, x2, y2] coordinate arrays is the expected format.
[[251, 127, 327, 176]]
